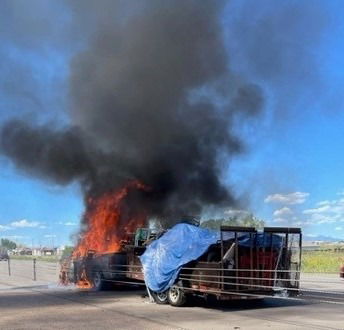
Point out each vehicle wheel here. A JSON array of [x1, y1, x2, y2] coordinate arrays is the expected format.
[[167, 284, 187, 307], [150, 290, 168, 304], [92, 271, 105, 291]]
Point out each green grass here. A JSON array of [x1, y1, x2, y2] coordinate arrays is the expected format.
[[302, 250, 344, 273], [10, 255, 59, 263]]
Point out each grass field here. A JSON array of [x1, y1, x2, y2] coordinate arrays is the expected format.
[[9, 255, 59, 263], [302, 250, 344, 273]]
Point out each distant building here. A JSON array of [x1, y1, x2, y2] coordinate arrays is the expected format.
[[32, 247, 58, 256], [13, 246, 67, 257], [13, 247, 33, 255], [56, 245, 65, 256], [32, 248, 42, 256], [41, 247, 56, 256]]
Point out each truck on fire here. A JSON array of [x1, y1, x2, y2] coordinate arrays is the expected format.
[[62, 224, 302, 307]]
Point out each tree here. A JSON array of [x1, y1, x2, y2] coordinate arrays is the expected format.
[[61, 246, 74, 258], [201, 213, 265, 230], [0, 238, 17, 250]]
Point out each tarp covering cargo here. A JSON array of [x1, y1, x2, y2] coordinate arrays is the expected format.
[[140, 223, 220, 292], [140, 223, 284, 292], [236, 232, 283, 248]]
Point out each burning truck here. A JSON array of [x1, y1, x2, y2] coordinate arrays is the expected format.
[[61, 214, 302, 306], [60, 181, 150, 289]]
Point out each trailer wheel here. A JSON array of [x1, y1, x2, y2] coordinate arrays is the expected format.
[[167, 283, 187, 307], [92, 271, 105, 291], [150, 290, 168, 304]]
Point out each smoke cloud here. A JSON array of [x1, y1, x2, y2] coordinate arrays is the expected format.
[[1, 1, 269, 221]]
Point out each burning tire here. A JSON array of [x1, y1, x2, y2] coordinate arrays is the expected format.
[[92, 271, 105, 291], [167, 283, 187, 307], [150, 290, 168, 304]]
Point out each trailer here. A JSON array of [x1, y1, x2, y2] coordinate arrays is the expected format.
[[159, 226, 302, 306]]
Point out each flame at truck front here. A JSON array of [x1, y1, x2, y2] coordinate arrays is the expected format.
[[73, 180, 149, 258], [60, 180, 149, 288]]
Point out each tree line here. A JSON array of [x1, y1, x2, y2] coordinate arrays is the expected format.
[[201, 213, 265, 230], [0, 238, 17, 250]]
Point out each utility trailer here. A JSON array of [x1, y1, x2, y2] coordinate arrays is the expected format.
[[145, 226, 302, 306]]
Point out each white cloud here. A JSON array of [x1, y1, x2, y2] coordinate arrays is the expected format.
[[303, 205, 330, 215], [0, 224, 11, 232], [335, 226, 342, 231], [303, 197, 344, 225], [317, 200, 331, 206], [58, 221, 78, 226], [273, 207, 293, 217], [309, 214, 334, 224], [64, 222, 77, 226], [10, 219, 40, 228], [3, 235, 28, 240], [44, 234, 56, 238], [305, 233, 317, 238], [265, 192, 309, 205], [273, 218, 286, 223]]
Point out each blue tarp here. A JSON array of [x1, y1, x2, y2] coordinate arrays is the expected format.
[[140, 223, 220, 292], [221, 232, 283, 248], [237, 232, 283, 248], [140, 223, 284, 292]]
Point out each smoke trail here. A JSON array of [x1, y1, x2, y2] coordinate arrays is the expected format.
[[1, 1, 265, 221]]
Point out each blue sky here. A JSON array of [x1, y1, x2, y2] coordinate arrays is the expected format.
[[1, 1, 344, 246]]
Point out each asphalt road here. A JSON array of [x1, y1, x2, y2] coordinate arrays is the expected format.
[[1, 260, 344, 330]]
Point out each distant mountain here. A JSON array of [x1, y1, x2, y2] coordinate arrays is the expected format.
[[304, 234, 344, 242]]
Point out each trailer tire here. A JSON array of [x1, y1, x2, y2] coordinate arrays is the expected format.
[[92, 271, 105, 291], [167, 283, 187, 307], [150, 290, 168, 304]]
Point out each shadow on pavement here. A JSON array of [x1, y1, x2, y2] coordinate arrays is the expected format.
[[0, 283, 314, 314], [181, 294, 311, 311], [0, 286, 146, 310]]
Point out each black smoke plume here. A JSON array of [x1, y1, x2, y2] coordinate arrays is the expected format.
[[0, 1, 264, 221]]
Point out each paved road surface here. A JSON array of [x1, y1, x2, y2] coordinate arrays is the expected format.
[[1, 260, 344, 329]]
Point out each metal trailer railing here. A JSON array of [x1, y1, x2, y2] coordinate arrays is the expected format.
[[180, 226, 303, 299]]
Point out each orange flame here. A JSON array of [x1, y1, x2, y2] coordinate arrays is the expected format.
[[73, 180, 149, 258], [77, 269, 93, 289]]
